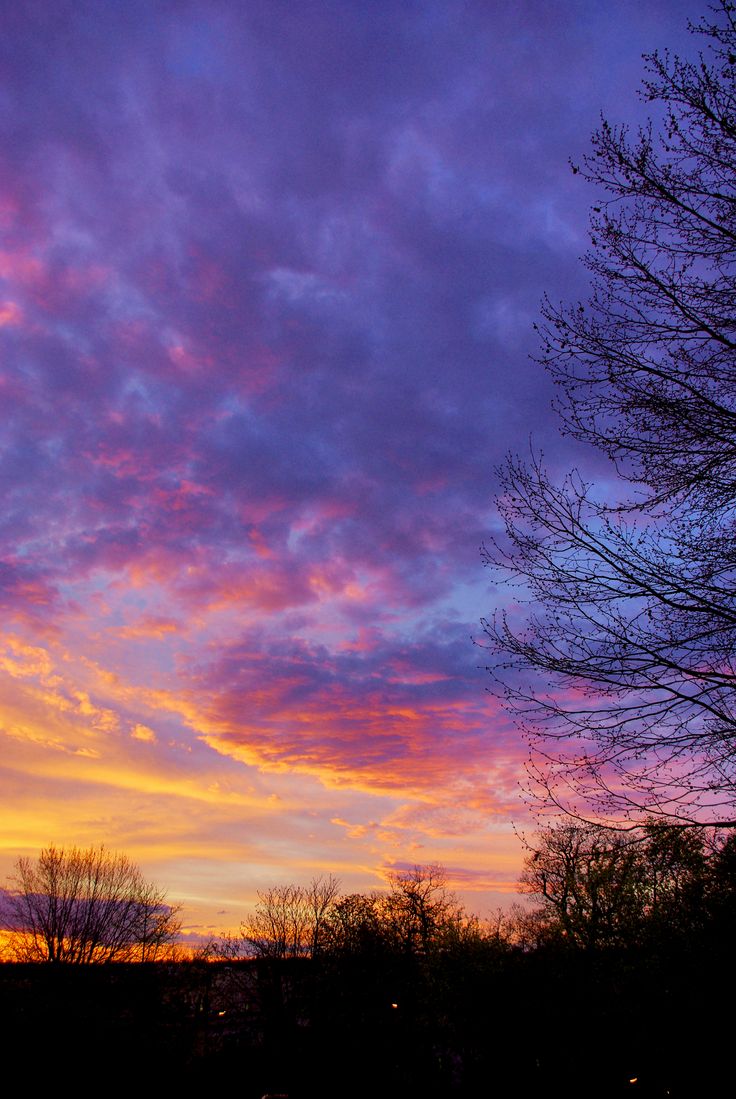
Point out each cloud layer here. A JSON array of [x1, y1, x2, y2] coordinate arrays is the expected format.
[[0, 0, 696, 928]]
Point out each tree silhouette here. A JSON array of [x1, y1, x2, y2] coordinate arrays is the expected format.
[[227, 875, 340, 959], [483, 1, 736, 825], [518, 820, 710, 949], [5, 843, 180, 963]]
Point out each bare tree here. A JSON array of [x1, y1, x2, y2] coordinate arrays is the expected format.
[[483, 2, 736, 825], [5, 844, 181, 963], [381, 865, 469, 955], [305, 873, 341, 956], [235, 875, 340, 959], [321, 892, 386, 956]]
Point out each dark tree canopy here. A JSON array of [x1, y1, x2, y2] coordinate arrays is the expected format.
[[483, 2, 736, 825], [516, 820, 712, 950]]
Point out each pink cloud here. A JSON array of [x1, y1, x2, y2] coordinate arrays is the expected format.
[[0, 300, 22, 326]]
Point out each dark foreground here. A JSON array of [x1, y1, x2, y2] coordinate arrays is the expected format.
[[1, 938, 732, 1097]]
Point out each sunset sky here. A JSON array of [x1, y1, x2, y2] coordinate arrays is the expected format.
[[0, 0, 697, 939]]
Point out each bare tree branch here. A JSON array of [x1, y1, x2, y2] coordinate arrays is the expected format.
[[483, 2, 736, 825]]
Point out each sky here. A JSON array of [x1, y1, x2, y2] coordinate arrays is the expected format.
[[0, 0, 698, 940]]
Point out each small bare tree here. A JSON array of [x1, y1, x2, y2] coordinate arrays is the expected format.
[[321, 892, 386, 956], [236, 875, 340, 959], [5, 844, 181, 963], [381, 865, 467, 955]]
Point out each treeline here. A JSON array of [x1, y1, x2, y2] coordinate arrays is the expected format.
[[6, 828, 734, 965], [2, 831, 735, 1095], [207, 821, 736, 963], [214, 864, 494, 963]]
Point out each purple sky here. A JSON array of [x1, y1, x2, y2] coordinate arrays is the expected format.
[[0, 0, 697, 936]]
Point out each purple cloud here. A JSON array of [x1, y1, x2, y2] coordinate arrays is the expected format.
[[0, 0, 700, 922]]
